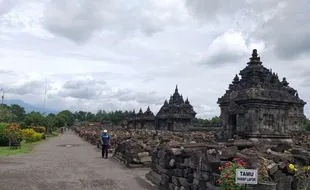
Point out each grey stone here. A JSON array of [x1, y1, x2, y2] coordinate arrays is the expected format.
[[267, 162, 278, 175], [178, 178, 188, 187], [140, 156, 152, 163], [217, 49, 306, 142]]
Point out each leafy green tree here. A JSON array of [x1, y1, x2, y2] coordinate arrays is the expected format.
[[53, 114, 66, 128], [0, 122, 9, 146], [0, 105, 17, 122], [24, 111, 47, 126], [10, 104, 26, 122], [58, 110, 74, 126], [209, 116, 221, 125]]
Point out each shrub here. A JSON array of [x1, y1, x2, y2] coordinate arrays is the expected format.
[[4, 123, 22, 142], [21, 128, 42, 142], [288, 163, 310, 189], [0, 122, 9, 146], [32, 126, 46, 133], [218, 158, 247, 190]]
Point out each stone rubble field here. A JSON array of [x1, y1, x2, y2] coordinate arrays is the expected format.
[[73, 126, 310, 190]]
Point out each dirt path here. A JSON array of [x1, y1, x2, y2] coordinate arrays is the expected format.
[[0, 131, 155, 190]]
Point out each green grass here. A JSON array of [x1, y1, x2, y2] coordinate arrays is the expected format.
[[46, 131, 60, 137], [0, 131, 60, 156], [0, 140, 42, 156]]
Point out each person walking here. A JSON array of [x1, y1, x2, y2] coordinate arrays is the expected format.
[[100, 129, 110, 159]]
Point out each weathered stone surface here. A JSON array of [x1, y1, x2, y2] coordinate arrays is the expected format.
[[217, 49, 307, 141], [126, 86, 196, 131], [219, 146, 238, 160], [266, 162, 278, 175]]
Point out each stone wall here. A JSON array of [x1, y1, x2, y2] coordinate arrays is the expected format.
[[113, 130, 216, 168], [146, 140, 310, 190]]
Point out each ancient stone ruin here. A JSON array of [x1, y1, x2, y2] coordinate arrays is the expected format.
[[74, 49, 310, 190], [126, 85, 197, 131], [156, 85, 196, 131], [217, 49, 307, 144], [126, 107, 156, 129]]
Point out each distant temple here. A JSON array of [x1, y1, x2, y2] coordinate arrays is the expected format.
[[156, 85, 196, 131], [126, 85, 196, 131], [217, 49, 307, 143]]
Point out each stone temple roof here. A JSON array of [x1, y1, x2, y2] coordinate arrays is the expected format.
[[144, 106, 154, 117], [156, 85, 196, 119], [218, 49, 306, 106]]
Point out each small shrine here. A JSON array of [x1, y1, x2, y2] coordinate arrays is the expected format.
[[217, 49, 307, 143]]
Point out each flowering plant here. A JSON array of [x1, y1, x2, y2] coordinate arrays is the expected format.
[[288, 163, 310, 189], [4, 123, 22, 141], [218, 158, 247, 190]]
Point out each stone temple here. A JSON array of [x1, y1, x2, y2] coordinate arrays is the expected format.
[[217, 49, 306, 143], [126, 85, 197, 131], [155, 85, 196, 131]]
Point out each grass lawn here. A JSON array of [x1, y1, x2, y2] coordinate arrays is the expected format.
[[0, 131, 59, 156], [46, 131, 60, 137], [0, 141, 42, 156]]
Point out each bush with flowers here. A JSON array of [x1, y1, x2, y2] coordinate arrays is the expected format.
[[4, 123, 22, 142], [32, 126, 46, 133], [288, 163, 310, 189], [21, 128, 43, 142], [218, 158, 247, 190]]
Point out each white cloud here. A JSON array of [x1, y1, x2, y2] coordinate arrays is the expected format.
[[0, 0, 309, 119]]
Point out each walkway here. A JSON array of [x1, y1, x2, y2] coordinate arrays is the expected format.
[[0, 131, 155, 190]]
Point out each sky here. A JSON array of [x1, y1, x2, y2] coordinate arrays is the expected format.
[[0, 0, 309, 118]]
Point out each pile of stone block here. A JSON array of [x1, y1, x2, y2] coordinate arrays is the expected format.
[[146, 140, 310, 190], [113, 139, 153, 167], [74, 127, 99, 145], [112, 130, 216, 168], [291, 130, 310, 148]]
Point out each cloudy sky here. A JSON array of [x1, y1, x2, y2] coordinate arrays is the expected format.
[[0, 0, 309, 118]]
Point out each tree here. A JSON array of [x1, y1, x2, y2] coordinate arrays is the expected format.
[[53, 114, 66, 128], [58, 110, 74, 126], [0, 105, 17, 122], [209, 116, 221, 125], [24, 112, 47, 126], [10, 104, 26, 122], [46, 113, 56, 130]]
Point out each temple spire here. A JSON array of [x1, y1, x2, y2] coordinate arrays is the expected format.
[[248, 49, 262, 65], [185, 97, 189, 104], [233, 74, 239, 84], [175, 85, 178, 93]]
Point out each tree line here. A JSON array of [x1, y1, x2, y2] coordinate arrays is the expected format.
[[1, 103, 309, 129], [0, 104, 225, 128]]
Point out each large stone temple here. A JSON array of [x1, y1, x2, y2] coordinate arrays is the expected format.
[[217, 49, 306, 143], [155, 85, 196, 131]]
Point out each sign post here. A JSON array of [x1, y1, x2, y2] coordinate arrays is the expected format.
[[235, 169, 258, 185]]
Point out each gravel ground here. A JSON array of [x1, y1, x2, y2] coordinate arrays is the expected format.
[[0, 131, 156, 190]]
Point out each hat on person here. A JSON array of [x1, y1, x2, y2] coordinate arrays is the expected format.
[[103, 129, 107, 133]]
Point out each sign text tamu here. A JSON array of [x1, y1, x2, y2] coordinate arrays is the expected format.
[[235, 169, 258, 184]]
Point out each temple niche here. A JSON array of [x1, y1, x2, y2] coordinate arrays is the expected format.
[[217, 49, 307, 143], [156, 85, 196, 131]]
